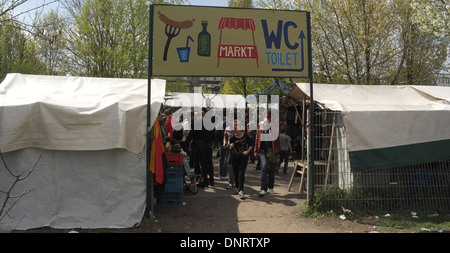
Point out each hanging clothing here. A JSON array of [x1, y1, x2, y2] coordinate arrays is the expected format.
[[150, 120, 165, 185]]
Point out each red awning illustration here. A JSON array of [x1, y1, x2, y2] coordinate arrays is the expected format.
[[218, 17, 256, 31], [217, 17, 259, 68]]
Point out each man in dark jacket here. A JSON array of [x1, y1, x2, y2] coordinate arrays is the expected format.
[[186, 110, 214, 187]]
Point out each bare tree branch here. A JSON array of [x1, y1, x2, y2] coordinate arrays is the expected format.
[[0, 149, 43, 223]]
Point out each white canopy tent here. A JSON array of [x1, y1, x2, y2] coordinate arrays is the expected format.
[[0, 74, 165, 230], [288, 83, 450, 171]]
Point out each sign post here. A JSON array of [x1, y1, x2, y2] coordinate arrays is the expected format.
[[146, 3, 154, 218], [147, 5, 314, 213], [306, 12, 315, 205]]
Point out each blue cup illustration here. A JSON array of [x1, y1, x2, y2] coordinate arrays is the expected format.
[[177, 36, 194, 63], [177, 47, 191, 62]]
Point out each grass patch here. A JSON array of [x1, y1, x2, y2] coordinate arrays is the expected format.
[[301, 187, 450, 233], [364, 213, 450, 233]]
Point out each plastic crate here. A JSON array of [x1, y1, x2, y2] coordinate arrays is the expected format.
[[159, 191, 182, 205], [167, 164, 184, 178], [165, 152, 183, 165], [165, 177, 183, 192]]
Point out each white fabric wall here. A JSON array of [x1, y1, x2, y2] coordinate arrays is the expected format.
[[0, 148, 146, 231]]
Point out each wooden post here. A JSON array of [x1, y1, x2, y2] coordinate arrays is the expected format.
[[324, 114, 336, 188]]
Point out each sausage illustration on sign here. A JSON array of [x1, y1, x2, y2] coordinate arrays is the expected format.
[[158, 11, 195, 61], [158, 11, 195, 29]]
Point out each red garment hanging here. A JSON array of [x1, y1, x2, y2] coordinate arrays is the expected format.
[[150, 120, 164, 185]]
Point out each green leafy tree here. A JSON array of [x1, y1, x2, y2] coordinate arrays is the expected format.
[[221, 77, 270, 96], [257, 0, 448, 85], [229, 0, 253, 8], [411, 0, 449, 37], [0, 17, 47, 81], [256, 0, 296, 9], [67, 0, 187, 78], [0, 1, 58, 82], [70, 0, 119, 77], [34, 10, 67, 75], [392, 0, 448, 85]]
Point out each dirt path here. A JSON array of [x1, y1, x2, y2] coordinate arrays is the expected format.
[[152, 157, 373, 233]]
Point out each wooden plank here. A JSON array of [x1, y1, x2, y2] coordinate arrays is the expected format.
[[324, 116, 336, 188]]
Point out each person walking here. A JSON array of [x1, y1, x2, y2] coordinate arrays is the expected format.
[[185, 110, 212, 187], [254, 110, 280, 197], [229, 121, 253, 199], [223, 114, 235, 189], [277, 126, 293, 175], [247, 129, 255, 164], [217, 113, 229, 180], [204, 109, 215, 187]]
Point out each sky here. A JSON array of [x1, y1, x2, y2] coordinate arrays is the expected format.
[[13, 0, 229, 20], [15, 0, 230, 11], [11, 0, 230, 24], [189, 0, 229, 7]]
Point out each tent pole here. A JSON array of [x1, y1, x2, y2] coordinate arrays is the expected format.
[[146, 3, 155, 219], [301, 97, 305, 161], [306, 12, 315, 205]]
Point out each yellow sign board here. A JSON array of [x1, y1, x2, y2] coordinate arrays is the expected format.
[[151, 5, 310, 78]]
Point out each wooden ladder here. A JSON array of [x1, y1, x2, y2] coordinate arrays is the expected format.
[[288, 114, 336, 193], [288, 161, 308, 193]]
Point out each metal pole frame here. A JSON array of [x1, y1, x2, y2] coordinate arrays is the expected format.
[[145, 5, 315, 210], [146, 3, 155, 218], [306, 12, 315, 206]]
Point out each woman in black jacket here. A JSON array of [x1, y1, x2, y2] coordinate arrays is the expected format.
[[229, 121, 253, 199]]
